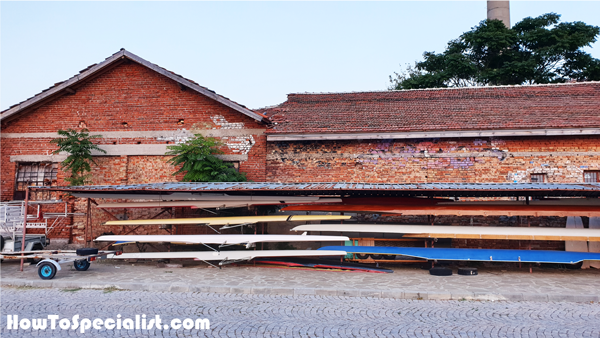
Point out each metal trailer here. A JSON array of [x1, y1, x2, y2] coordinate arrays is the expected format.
[[0, 249, 122, 280]]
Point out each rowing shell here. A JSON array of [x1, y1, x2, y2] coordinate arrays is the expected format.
[[291, 224, 600, 242], [107, 250, 347, 261], [95, 234, 349, 245], [104, 214, 351, 226], [318, 246, 600, 264]]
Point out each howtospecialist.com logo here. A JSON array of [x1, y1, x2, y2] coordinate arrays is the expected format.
[[6, 314, 210, 333]]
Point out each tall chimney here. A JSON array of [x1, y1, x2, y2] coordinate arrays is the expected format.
[[487, 0, 510, 28]]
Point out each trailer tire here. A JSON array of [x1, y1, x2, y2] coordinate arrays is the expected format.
[[27, 244, 44, 264], [429, 267, 453, 276], [0, 236, 4, 251], [458, 267, 478, 276], [370, 254, 384, 260], [38, 262, 57, 280], [76, 248, 98, 256], [74, 260, 91, 271], [355, 253, 370, 259]]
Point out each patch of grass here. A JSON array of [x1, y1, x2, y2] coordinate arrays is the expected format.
[[61, 288, 82, 293], [165, 271, 173, 273], [103, 286, 120, 294], [16, 285, 36, 290]]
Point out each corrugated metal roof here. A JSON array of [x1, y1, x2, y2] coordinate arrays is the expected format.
[[31, 182, 600, 198]]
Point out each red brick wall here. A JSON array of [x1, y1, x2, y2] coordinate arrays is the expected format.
[[1, 61, 267, 199], [1, 61, 267, 241], [266, 136, 600, 183]]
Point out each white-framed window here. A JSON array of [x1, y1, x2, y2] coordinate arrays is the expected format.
[[530, 173, 547, 183], [584, 171, 600, 183]]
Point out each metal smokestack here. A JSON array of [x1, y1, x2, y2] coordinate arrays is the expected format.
[[487, 1, 510, 27]]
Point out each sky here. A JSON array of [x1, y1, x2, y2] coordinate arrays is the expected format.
[[2, 1, 600, 111]]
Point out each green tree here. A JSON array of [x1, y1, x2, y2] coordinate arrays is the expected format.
[[50, 129, 106, 186], [166, 134, 247, 182], [390, 13, 600, 90]]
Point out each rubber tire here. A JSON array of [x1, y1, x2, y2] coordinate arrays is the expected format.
[[370, 254, 384, 260], [74, 260, 91, 271], [382, 255, 396, 260], [564, 262, 583, 270], [38, 262, 57, 280], [355, 253, 370, 259], [458, 267, 478, 276], [76, 248, 98, 256], [429, 267, 453, 276], [27, 244, 44, 264], [0, 236, 4, 251]]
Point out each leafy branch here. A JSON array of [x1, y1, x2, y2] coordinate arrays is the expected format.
[[50, 129, 106, 186], [166, 134, 247, 182]]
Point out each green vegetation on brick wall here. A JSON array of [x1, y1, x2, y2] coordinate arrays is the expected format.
[[50, 129, 106, 186], [166, 134, 247, 182]]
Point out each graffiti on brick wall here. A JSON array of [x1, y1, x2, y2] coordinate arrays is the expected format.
[[210, 115, 255, 155], [508, 164, 584, 183]]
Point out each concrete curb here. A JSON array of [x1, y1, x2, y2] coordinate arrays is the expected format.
[[2, 279, 598, 303]]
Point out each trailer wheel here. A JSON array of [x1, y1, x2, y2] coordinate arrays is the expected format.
[[38, 262, 57, 280], [74, 260, 91, 271], [27, 244, 44, 264], [355, 253, 370, 259], [457, 267, 478, 276], [370, 254, 384, 260], [429, 266, 453, 276]]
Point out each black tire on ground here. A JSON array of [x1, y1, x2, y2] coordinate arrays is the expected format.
[[564, 262, 583, 270], [382, 255, 396, 260], [457, 267, 478, 276], [27, 244, 44, 264], [370, 254, 384, 260], [74, 259, 91, 271], [76, 248, 99, 256], [355, 253, 370, 259], [38, 262, 57, 280], [429, 266, 453, 276]]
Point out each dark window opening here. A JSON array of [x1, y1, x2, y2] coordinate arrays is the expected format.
[[226, 161, 240, 172], [14, 162, 58, 200], [584, 171, 600, 183], [530, 173, 547, 183]]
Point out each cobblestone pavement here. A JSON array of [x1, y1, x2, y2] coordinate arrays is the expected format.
[[1, 287, 599, 337]]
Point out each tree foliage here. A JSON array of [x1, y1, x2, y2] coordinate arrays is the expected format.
[[50, 129, 106, 186], [390, 13, 600, 90], [166, 134, 247, 182]]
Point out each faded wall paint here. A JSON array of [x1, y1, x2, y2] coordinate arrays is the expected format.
[[266, 136, 600, 183]]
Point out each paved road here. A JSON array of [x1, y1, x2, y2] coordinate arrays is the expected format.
[[1, 287, 599, 337]]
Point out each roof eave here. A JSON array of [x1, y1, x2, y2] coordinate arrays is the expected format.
[[266, 128, 600, 141], [1, 50, 266, 124]]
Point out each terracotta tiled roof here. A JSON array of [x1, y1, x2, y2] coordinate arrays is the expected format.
[[264, 82, 600, 134]]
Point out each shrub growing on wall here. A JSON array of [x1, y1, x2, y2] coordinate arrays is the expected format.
[[50, 129, 106, 186], [166, 134, 247, 182]]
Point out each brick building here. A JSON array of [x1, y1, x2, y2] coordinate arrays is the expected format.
[[2, 50, 599, 246], [262, 84, 600, 184], [1, 50, 269, 241]]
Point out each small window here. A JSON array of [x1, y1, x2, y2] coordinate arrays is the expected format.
[[530, 173, 547, 183], [226, 161, 240, 173], [584, 171, 600, 183], [14, 162, 58, 200]]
